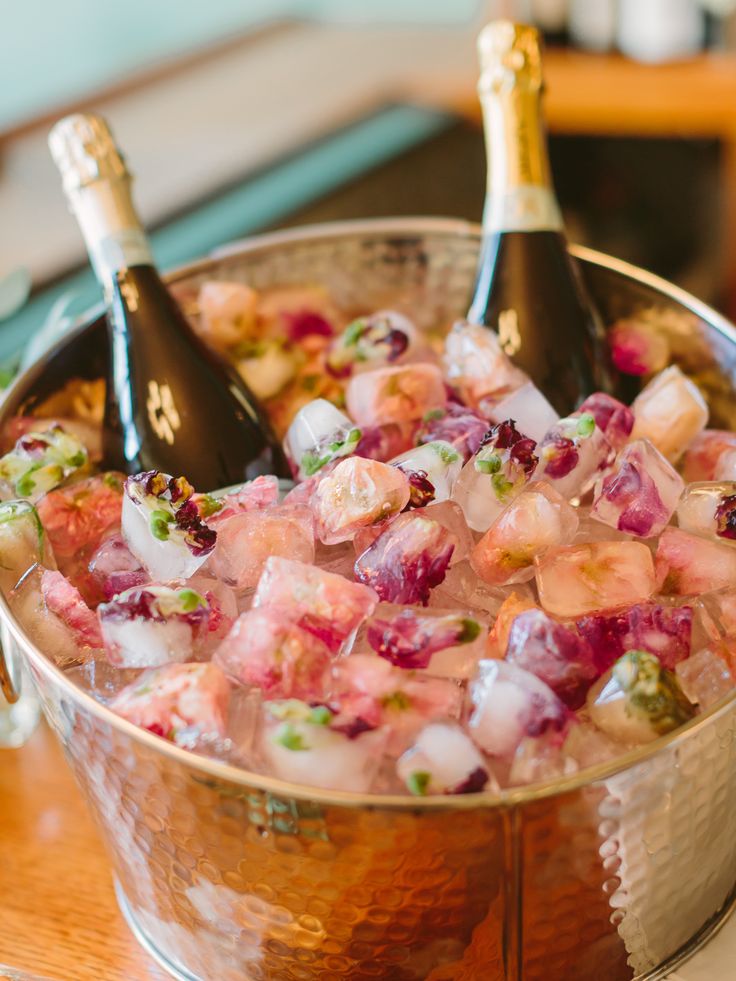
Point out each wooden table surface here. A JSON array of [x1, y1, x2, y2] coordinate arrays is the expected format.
[[0, 722, 167, 981]]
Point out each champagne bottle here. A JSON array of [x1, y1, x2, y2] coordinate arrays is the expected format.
[[469, 21, 614, 414], [48, 114, 290, 489]]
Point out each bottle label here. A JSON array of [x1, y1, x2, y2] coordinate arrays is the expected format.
[[484, 185, 563, 234]]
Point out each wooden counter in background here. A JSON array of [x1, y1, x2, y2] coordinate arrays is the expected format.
[[0, 723, 166, 981]]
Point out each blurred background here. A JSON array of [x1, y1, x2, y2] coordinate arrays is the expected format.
[[2, 0, 736, 373]]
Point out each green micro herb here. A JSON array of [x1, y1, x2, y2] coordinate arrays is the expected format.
[[276, 723, 309, 751], [407, 771, 431, 796], [150, 509, 174, 541], [576, 413, 596, 438]]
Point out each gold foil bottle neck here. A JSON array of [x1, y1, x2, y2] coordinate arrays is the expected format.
[[477, 20, 544, 97], [49, 113, 130, 195]]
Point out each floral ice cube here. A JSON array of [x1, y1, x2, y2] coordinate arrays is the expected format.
[[354, 511, 456, 605], [366, 605, 483, 674], [41, 568, 103, 650], [98, 585, 210, 669], [608, 317, 670, 376], [682, 430, 736, 483], [0, 424, 88, 502], [397, 723, 491, 795], [676, 481, 736, 545], [122, 471, 216, 581], [284, 398, 361, 479], [389, 440, 463, 506], [655, 527, 736, 595], [110, 662, 230, 745], [443, 320, 527, 409], [451, 419, 538, 532], [346, 363, 445, 427], [509, 728, 578, 786], [259, 698, 388, 793], [486, 592, 537, 659], [202, 474, 280, 528], [326, 310, 419, 378], [431, 561, 521, 619], [214, 606, 332, 699], [578, 393, 634, 453], [577, 602, 692, 673], [631, 365, 708, 462], [352, 499, 472, 564], [591, 439, 684, 538], [0, 499, 54, 593], [534, 411, 613, 500], [471, 482, 579, 586], [196, 280, 258, 351], [10, 566, 98, 666], [505, 609, 598, 709], [37, 472, 124, 568], [253, 556, 377, 653], [414, 403, 489, 462], [482, 381, 559, 443], [330, 653, 463, 755], [209, 506, 314, 591], [675, 648, 735, 708], [186, 573, 239, 652], [587, 650, 694, 744], [311, 456, 410, 545], [353, 422, 417, 463], [467, 659, 568, 759], [535, 541, 656, 617], [87, 534, 147, 602]]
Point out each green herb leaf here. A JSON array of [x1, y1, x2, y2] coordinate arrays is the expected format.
[[150, 509, 174, 541], [407, 771, 431, 796], [276, 723, 309, 751], [475, 454, 501, 475], [308, 705, 333, 726], [458, 618, 481, 644], [382, 690, 412, 711], [178, 588, 206, 613], [431, 442, 460, 465], [301, 451, 331, 477], [343, 319, 366, 347], [576, 413, 596, 438]]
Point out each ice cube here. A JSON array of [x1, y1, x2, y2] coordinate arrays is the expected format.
[[0, 424, 89, 502], [715, 449, 736, 481], [609, 317, 670, 376], [587, 650, 694, 744], [186, 573, 238, 653], [0, 499, 55, 594], [214, 606, 332, 699], [467, 659, 569, 759], [258, 698, 389, 792], [354, 510, 456, 605], [505, 609, 599, 709], [535, 541, 656, 617], [482, 381, 559, 443], [353, 422, 417, 463], [209, 506, 314, 591], [443, 320, 527, 409], [534, 411, 613, 500], [64, 659, 141, 703], [590, 439, 684, 538], [87, 533, 147, 602], [675, 648, 735, 708], [471, 482, 579, 586], [284, 399, 361, 480], [682, 430, 736, 483], [397, 723, 492, 795], [110, 662, 230, 745], [99, 585, 211, 669], [421, 501, 474, 565], [509, 729, 578, 786], [631, 365, 708, 462], [311, 456, 410, 545], [389, 440, 463, 506], [485, 591, 538, 659], [36, 471, 124, 567], [326, 310, 419, 378], [677, 481, 736, 545], [563, 719, 624, 769], [197, 280, 258, 351], [41, 568, 103, 651], [10, 566, 95, 666], [431, 560, 520, 619], [122, 471, 216, 581], [203, 474, 280, 528], [577, 602, 692, 673], [365, 605, 484, 676], [414, 402, 489, 462], [253, 556, 377, 653], [655, 527, 736, 595], [330, 653, 463, 755], [451, 419, 538, 532], [346, 363, 445, 427], [578, 392, 634, 452]]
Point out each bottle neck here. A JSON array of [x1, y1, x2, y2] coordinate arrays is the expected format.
[[68, 177, 154, 299], [479, 84, 562, 235]]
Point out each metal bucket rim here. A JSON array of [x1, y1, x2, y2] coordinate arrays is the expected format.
[[7, 215, 736, 810]]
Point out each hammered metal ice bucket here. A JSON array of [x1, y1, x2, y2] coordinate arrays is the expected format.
[[3, 219, 736, 981]]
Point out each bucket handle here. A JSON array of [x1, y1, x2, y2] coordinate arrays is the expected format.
[[0, 634, 19, 703]]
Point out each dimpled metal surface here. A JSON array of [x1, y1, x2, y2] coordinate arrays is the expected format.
[[6, 219, 736, 980]]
